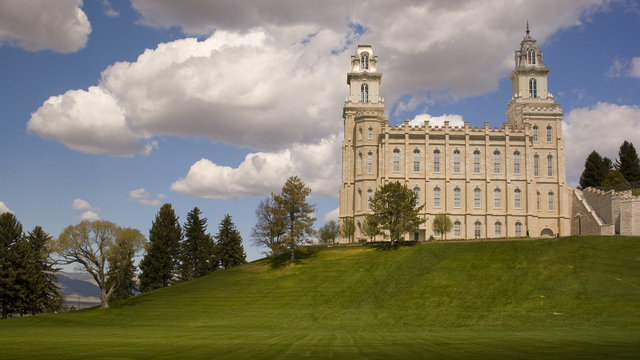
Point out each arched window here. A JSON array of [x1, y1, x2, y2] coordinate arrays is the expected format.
[[367, 152, 373, 174], [474, 221, 482, 238], [413, 187, 420, 205], [529, 78, 537, 98], [548, 191, 555, 211], [513, 151, 521, 174], [494, 188, 502, 209], [433, 187, 441, 208], [393, 149, 400, 172], [473, 150, 481, 174], [367, 189, 372, 210], [453, 187, 461, 208], [547, 155, 554, 177], [532, 125, 538, 142], [433, 149, 441, 173], [358, 152, 363, 175], [493, 150, 501, 173], [361, 52, 369, 70], [368, 127, 373, 139], [453, 149, 461, 173], [413, 149, 421, 172], [536, 191, 541, 211], [546, 125, 552, 142], [454, 221, 461, 238], [515, 222, 523, 237], [495, 222, 502, 237], [474, 188, 481, 208], [527, 49, 536, 64], [514, 188, 522, 209], [533, 155, 540, 176], [357, 189, 362, 211], [361, 83, 369, 103]]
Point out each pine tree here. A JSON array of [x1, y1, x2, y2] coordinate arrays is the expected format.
[[615, 140, 640, 183], [0, 212, 22, 319], [215, 214, 246, 269], [579, 151, 610, 189], [274, 176, 316, 262], [180, 207, 216, 281], [139, 204, 182, 292], [22, 227, 61, 315]]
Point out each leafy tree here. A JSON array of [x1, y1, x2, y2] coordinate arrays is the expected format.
[[54, 220, 145, 309], [180, 207, 216, 281], [432, 214, 453, 241], [274, 176, 316, 262], [0, 212, 23, 319], [602, 169, 631, 189], [361, 215, 382, 242], [579, 150, 610, 189], [139, 203, 182, 292], [251, 197, 286, 255], [339, 217, 355, 243], [105, 228, 146, 302], [615, 140, 640, 183], [22, 226, 61, 315], [318, 220, 339, 244], [369, 182, 424, 246], [216, 214, 246, 269]]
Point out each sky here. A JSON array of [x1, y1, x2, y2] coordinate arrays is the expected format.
[[1, 0, 639, 262]]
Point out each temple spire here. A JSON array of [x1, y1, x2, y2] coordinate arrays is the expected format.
[[526, 21, 530, 35]]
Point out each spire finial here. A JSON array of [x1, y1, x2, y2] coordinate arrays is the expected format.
[[526, 21, 530, 35]]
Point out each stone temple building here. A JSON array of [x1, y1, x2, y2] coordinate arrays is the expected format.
[[338, 27, 628, 243]]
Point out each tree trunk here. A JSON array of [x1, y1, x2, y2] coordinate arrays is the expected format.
[[101, 288, 109, 309], [290, 245, 295, 263]]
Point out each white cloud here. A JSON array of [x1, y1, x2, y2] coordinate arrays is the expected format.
[[323, 208, 339, 223], [606, 57, 640, 78], [79, 210, 100, 221], [0, 201, 13, 214], [129, 188, 163, 206], [102, 0, 119, 18], [71, 199, 100, 220], [0, 0, 91, 53], [171, 135, 341, 199], [631, 57, 640, 78], [563, 102, 640, 183], [408, 113, 465, 128], [71, 198, 94, 211]]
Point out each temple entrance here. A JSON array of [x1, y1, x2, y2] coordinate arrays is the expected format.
[[540, 228, 554, 238]]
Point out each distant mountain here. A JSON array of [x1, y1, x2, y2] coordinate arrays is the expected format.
[[55, 272, 101, 308]]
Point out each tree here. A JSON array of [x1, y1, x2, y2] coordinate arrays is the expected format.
[[602, 169, 631, 189], [274, 176, 316, 262], [339, 217, 355, 243], [361, 215, 382, 242], [318, 220, 339, 244], [105, 228, 146, 303], [432, 214, 453, 241], [139, 203, 182, 292], [579, 150, 610, 189], [22, 226, 61, 315], [0, 213, 22, 319], [180, 207, 216, 281], [216, 214, 246, 269], [54, 220, 145, 309], [369, 182, 424, 245], [251, 197, 286, 255], [615, 140, 640, 183]]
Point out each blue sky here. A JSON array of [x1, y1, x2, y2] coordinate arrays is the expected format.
[[1, 0, 639, 262]]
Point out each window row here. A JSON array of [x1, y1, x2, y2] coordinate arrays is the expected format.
[[405, 187, 555, 211], [532, 125, 553, 142], [450, 220, 526, 238]]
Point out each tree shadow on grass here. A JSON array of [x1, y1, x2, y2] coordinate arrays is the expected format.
[[267, 246, 324, 269], [367, 241, 419, 251]]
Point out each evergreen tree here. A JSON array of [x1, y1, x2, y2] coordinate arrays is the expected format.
[[369, 182, 424, 246], [180, 207, 216, 281], [579, 150, 610, 189], [216, 214, 246, 269], [0, 212, 22, 319], [274, 176, 316, 262], [602, 169, 631, 189], [139, 204, 182, 292], [615, 140, 640, 183], [22, 227, 61, 315]]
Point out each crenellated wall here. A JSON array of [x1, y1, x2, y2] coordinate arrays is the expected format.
[[580, 188, 640, 236]]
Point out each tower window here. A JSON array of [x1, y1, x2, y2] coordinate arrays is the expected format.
[[493, 150, 501, 173], [367, 152, 373, 174], [361, 52, 369, 70], [434, 187, 441, 208], [547, 155, 554, 177], [361, 83, 369, 103], [473, 150, 481, 174], [453, 150, 461, 173], [513, 151, 521, 174], [532, 125, 538, 142], [433, 150, 441, 173], [453, 187, 461, 208], [548, 191, 555, 211], [367, 189, 372, 210], [413, 149, 421, 172], [546, 126, 552, 142], [474, 188, 481, 209], [495, 221, 502, 237], [514, 188, 522, 209], [534, 155, 540, 176], [527, 50, 536, 64], [393, 148, 400, 172], [536, 191, 541, 211], [368, 127, 373, 139], [529, 78, 537, 98], [494, 188, 501, 209]]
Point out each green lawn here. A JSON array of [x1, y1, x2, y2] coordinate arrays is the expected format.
[[2, 236, 640, 359]]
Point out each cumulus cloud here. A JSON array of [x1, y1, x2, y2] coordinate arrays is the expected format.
[[323, 208, 339, 223], [0, 0, 91, 53], [563, 102, 640, 183], [0, 201, 14, 214], [408, 113, 465, 128], [171, 135, 341, 199], [79, 210, 100, 221], [129, 188, 163, 206], [71, 198, 99, 220], [607, 57, 640, 78]]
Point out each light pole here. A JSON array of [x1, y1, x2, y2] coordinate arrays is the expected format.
[[575, 212, 583, 236]]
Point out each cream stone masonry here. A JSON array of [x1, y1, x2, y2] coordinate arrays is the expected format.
[[339, 27, 575, 242]]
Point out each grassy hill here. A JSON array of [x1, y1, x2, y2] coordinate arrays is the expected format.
[[1, 236, 640, 359]]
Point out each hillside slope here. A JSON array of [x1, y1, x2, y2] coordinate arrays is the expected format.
[[1, 236, 640, 359]]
